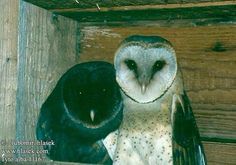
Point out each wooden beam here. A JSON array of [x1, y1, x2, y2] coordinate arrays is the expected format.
[[0, 0, 19, 160], [51, 1, 236, 12], [15, 1, 79, 160], [22, 0, 236, 23], [23, 0, 236, 10], [57, 4, 236, 23]]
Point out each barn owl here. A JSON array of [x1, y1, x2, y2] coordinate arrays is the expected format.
[[103, 35, 207, 165], [36, 61, 123, 164]]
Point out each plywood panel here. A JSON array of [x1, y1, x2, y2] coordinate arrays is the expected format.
[[0, 0, 19, 160], [78, 24, 236, 140], [15, 1, 79, 160]]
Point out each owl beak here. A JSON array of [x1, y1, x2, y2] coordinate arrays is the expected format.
[[138, 72, 150, 94], [90, 110, 95, 122], [141, 84, 147, 94]]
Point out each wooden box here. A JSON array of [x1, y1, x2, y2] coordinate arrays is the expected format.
[[0, 0, 236, 164]]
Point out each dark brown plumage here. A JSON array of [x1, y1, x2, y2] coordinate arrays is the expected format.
[[36, 61, 123, 164]]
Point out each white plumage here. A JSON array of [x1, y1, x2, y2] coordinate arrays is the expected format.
[[104, 35, 206, 165]]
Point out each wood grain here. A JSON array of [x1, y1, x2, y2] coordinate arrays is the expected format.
[[59, 5, 236, 23], [15, 1, 79, 160], [78, 24, 236, 140], [22, 0, 236, 23], [0, 0, 19, 159], [193, 104, 236, 141], [23, 0, 236, 10], [203, 141, 236, 165]]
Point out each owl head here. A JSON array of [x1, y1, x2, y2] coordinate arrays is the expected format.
[[114, 35, 177, 103], [37, 61, 123, 142], [62, 61, 123, 133]]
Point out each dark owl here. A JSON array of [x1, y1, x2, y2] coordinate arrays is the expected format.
[[36, 61, 123, 164]]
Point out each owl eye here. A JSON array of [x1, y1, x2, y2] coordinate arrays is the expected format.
[[125, 59, 137, 71], [153, 60, 166, 72]]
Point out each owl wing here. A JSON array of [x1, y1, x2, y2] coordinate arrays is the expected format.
[[171, 91, 207, 165]]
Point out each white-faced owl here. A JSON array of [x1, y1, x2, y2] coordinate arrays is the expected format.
[[36, 61, 123, 164], [103, 35, 206, 165]]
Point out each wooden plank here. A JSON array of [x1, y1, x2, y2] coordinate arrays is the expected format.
[[193, 104, 236, 141], [23, 0, 236, 10], [203, 141, 236, 165], [52, 1, 236, 12], [78, 24, 236, 140], [79, 25, 236, 61], [22, 0, 236, 23], [0, 0, 19, 160], [58, 4, 236, 23], [15, 1, 79, 161]]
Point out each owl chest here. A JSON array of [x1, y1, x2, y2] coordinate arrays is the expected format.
[[113, 107, 173, 165]]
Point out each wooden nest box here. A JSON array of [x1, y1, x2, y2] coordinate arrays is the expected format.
[[0, 0, 236, 164]]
